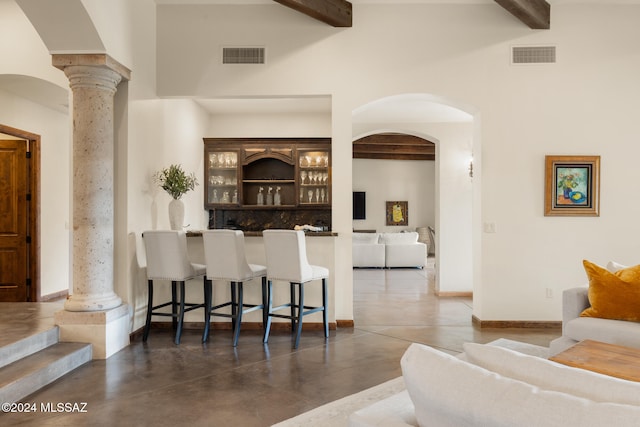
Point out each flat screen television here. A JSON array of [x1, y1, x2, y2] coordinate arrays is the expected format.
[[353, 191, 366, 220]]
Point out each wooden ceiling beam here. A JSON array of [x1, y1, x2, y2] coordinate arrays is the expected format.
[[353, 144, 435, 155], [353, 152, 435, 161], [274, 0, 352, 27], [353, 133, 435, 161], [494, 0, 550, 30]]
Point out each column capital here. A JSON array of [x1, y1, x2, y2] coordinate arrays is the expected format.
[[52, 53, 131, 82], [62, 65, 123, 95]]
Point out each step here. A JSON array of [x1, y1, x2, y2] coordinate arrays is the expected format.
[[0, 342, 92, 403], [0, 327, 59, 369]]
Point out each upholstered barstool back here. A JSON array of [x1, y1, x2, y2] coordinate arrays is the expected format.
[[142, 230, 206, 344], [144, 230, 201, 282], [201, 230, 267, 346], [263, 230, 317, 283], [202, 230, 263, 282], [262, 230, 329, 348]]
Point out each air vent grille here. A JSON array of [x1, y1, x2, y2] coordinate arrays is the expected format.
[[512, 46, 556, 64], [222, 47, 265, 64]]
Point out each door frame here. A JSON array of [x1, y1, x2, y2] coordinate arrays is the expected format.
[[0, 124, 40, 302]]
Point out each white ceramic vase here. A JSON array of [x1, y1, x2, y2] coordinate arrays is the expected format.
[[168, 198, 184, 230]]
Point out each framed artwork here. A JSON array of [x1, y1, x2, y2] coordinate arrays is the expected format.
[[386, 201, 408, 226], [544, 155, 600, 217]]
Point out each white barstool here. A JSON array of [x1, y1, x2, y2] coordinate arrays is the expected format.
[[201, 230, 267, 346], [142, 230, 206, 345], [262, 229, 329, 349]]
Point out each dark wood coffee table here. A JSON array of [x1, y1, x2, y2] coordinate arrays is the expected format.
[[550, 339, 640, 382]]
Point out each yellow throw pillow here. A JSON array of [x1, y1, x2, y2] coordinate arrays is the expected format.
[[580, 260, 640, 322]]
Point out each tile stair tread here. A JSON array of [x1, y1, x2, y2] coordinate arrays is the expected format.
[[0, 342, 91, 402]]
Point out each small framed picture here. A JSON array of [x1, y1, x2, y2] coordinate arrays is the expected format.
[[544, 155, 600, 217], [386, 201, 408, 226]]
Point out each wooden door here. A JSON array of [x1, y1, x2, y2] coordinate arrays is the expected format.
[[0, 139, 28, 301]]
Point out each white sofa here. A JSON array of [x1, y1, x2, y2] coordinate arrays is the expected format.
[[352, 232, 427, 268], [352, 232, 386, 268], [349, 341, 640, 427], [549, 286, 640, 356]]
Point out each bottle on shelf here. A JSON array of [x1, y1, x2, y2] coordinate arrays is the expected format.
[[257, 187, 264, 205], [266, 186, 273, 206], [274, 186, 281, 206]]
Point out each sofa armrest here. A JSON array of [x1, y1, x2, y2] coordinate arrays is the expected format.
[[562, 287, 589, 329]]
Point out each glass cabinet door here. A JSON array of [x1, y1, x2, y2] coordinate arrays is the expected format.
[[207, 151, 238, 205], [298, 150, 330, 205]]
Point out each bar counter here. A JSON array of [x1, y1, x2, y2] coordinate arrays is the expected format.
[[179, 229, 338, 328], [187, 230, 338, 237]]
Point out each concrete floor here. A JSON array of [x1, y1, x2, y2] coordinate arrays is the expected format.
[[1, 260, 561, 426]]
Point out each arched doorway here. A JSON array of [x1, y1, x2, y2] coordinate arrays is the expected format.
[[352, 93, 478, 296], [0, 74, 71, 302]]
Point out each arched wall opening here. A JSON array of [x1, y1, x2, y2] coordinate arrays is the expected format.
[[352, 93, 479, 297]]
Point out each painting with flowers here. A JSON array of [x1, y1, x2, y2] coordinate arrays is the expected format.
[[544, 155, 600, 217]]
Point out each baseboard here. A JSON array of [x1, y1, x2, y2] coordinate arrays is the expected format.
[[436, 291, 472, 297], [130, 321, 338, 340], [472, 315, 561, 329], [39, 290, 68, 302], [336, 319, 354, 328]]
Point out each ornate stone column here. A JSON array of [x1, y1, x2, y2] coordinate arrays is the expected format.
[[52, 54, 131, 358]]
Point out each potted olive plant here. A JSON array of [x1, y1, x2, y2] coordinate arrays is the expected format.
[[154, 164, 198, 230]]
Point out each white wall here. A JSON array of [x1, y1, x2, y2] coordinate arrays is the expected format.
[[352, 159, 435, 232]]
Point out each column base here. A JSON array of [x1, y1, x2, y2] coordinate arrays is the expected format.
[[64, 292, 123, 312], [55, 304, 131, 359]]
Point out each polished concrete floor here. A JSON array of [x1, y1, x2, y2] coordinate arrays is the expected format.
[[1, 260, 560, 426]]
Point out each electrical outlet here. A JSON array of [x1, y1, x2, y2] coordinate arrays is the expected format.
[[545, 288, 553, 299], [483, 222, 497, 233]]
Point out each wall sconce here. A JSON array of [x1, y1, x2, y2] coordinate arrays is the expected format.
[[468, 158, 474, 178]]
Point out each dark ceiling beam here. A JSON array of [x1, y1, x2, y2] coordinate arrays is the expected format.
[[274, 0, 352, 27], [353, 133, 435, 161], [494, 0, 550, 29]]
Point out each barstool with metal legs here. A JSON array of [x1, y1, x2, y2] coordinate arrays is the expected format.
[[262, 229, 329, 349], [201, 230, 267, 346], [142, 230, 206, 345]]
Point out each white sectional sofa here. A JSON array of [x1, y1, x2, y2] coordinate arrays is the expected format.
[[352, 232, 385, 268], [352, 232, 426, 268], [349, 341, 640, 427]]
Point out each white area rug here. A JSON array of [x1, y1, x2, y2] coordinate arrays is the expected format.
[[272, 377, 406, 427]]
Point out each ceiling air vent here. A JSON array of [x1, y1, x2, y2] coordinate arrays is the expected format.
[[512, 46, 556, 64], [222, 47, 266, 64]]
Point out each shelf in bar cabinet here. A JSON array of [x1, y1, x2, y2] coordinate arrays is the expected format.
[[243, 179, 295, 183], [243, 204, 296, 208], [209, 205, 330, 211]]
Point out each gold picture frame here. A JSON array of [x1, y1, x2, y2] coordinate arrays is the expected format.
[[386, 201, 408, 226], [544, 155, 600, 217]]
